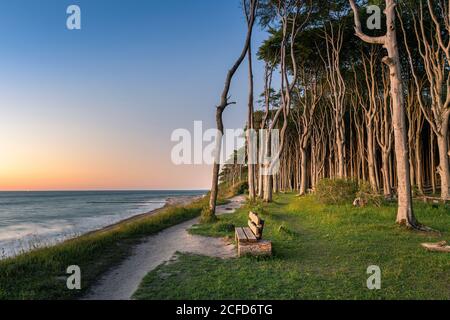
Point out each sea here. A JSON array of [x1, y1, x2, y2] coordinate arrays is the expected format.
[[0, 190, 206, 259]]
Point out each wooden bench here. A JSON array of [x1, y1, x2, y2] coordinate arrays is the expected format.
[[235, 212, 272, 257]]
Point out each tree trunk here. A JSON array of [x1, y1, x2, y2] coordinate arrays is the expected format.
[[431, 132, 436, 194], [382, 152, 392, 197], [367, 125, 377, 191], [247, 38, 256, 201], [209, 109, 225, 217], [437, 125, 450, 200], [415, 132, 423, 194], [336, 119, 346, 178], [263, 129, 273, 202], [349, 0, 421, 229], [208, 0, 257, 218], [299, 145, 308, 195], [383, 3, 416, 227]]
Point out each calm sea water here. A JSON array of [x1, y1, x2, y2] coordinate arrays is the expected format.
[[0, 190, 206, 258]]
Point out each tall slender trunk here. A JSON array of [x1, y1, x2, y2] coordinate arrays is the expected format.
[[431, 132, 436, 194], [299, 144, 308, 195], [258, 63, 273, 199], [263, 127, 273, 202], [247, 37, 256, 201], [336, 118, 346, 178], [383, 4, 416, 226], [367, 124, 377, 191], [209, 109, 225, 216], [437, 119, 450, 199], [208, 0, 257, 218], [350, 0, 421, 229], [415, 131, 423, 194], [382, 153, 392, 197]]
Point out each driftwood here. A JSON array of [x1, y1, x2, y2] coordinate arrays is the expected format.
[[421, 241, 450, 253]]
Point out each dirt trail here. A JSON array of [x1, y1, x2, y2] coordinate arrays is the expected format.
[[83, 195, 246, 300]]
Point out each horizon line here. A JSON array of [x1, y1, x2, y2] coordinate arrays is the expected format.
[[0, 188, 210, 192]]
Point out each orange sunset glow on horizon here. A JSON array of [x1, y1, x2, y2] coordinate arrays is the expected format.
[[0, 123, 212, 191]]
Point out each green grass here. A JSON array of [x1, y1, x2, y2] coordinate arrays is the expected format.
[[0, 198, 208, 300], [134, 194, 450, 300]]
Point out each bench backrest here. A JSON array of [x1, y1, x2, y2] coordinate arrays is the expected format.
[[248, 211, 264, 240]]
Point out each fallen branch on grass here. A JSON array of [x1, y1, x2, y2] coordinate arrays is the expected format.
[[421, 241, 450, 253]]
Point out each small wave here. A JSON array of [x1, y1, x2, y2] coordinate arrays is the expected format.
[[0, 191, 204, 259], [86, 201, 166, 204]]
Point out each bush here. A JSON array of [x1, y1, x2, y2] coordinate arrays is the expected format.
[[356, 181, 383, 207], [230, 181, 249, 196], [315, 179, 358, 205], [248, 199, 269, 216], [216, 181, 248, 200]]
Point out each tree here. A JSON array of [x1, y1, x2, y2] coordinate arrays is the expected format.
[[349, 0, 424, 229], [321, 23, 347, 178], [267, 0, 311, 202], [207, 0, 258, 221], [245, 0, 257, 202], [257, 61, 275, 198], [375, 64, 394, 198], [293, 66, 323, 195]]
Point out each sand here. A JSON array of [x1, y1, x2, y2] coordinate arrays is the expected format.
[[83, 195, 246, 300]]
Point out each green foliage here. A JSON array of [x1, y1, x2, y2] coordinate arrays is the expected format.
[[231, 181, 249, 196], [248, 198, 269, 216], [218, 181, 248, 200], [356, 181, 383, 207], [315, 179, 358, 205]]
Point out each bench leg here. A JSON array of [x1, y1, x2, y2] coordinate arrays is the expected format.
[[238, 240, 272, 257]]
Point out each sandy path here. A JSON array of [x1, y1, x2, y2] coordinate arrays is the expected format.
[[83, 195, 246, 300]]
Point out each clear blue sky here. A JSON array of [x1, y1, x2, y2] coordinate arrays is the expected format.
[[0, 0, 268, 190]]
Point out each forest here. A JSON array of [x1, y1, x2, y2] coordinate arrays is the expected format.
[[206, 0, 450, 231]]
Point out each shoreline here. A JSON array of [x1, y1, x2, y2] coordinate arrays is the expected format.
[[0, 192, 210, 299], [0, 194, 204, 260], [86, 195, 204, 236]]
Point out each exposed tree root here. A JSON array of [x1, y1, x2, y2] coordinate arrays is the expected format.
[[397, 220, 441, 234]]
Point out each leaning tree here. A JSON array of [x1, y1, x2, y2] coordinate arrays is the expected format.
[[207, 0, 258, 220]]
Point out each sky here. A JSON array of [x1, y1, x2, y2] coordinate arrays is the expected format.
[[0, 0, 268, 191]]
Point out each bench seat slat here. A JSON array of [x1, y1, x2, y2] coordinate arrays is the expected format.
[[235, 227, 248, 243], [242, 227, 258, 242]]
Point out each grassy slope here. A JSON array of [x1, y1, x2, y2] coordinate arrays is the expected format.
[[134, 194, 450, 300], [0, 198, 210, 300]]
